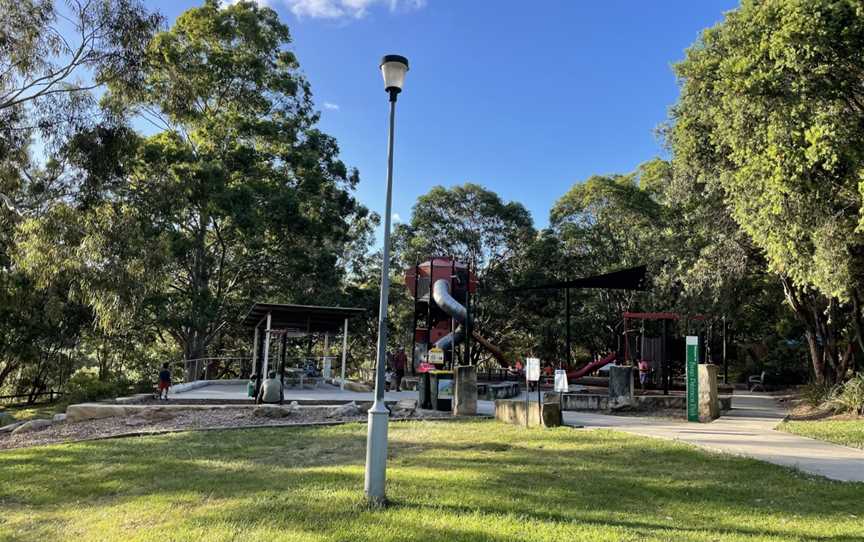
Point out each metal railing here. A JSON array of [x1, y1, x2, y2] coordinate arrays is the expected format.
[[183, 356, 343, 381], [0, 391, 64, 407]]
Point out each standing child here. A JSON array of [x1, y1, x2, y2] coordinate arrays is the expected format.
[[158, 363, 171, 400], [638, 359, 650, 392]]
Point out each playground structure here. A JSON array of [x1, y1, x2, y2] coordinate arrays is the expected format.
[[405, 257, 508, 370], [404, 259, 657, 384]]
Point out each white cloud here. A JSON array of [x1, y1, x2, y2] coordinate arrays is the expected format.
[[323, 102, 340, 110], [284, 0, 425, 19], [392, 213, 401, 223]]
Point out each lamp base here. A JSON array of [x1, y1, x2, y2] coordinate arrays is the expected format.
[[364, 401, 390, 502]]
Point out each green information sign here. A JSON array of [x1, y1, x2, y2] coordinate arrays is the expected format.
[[686, 336, 699, 422]]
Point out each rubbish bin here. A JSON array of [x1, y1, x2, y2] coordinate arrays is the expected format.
[[418, 371, 432, 409], [429, 370, 454, 411]]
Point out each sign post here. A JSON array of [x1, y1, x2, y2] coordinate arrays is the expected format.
[[686, 336, 699, 422], [526, 357, 540, 428], [554, 369, 568, 419]]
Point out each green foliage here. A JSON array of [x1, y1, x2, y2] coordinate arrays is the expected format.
[[13, 0, 372, 376], [801, 381, 834, 408], [62, 368, 127, 404], [830, 373, 864, 415], [669, 0, 864, 383]]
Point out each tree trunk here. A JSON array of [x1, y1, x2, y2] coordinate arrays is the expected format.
[[781, 276, 858, 384]]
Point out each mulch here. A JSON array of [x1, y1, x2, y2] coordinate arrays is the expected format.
[[0, 406, 452, 450]]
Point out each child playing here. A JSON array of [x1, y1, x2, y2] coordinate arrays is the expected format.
[[158, 362, 172, 400], [638, 359, 650, 392]]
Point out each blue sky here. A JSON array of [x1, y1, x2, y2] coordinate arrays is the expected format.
[[150, 0, 739, 233]]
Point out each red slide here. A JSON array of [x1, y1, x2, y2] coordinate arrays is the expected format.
[[567, 352, 617, 380]]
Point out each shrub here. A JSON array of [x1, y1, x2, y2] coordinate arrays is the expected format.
[[0, 412, 15, 427], [801, 381, 834, 407], [830, 373, 864, 415], [62, 368, 126, 405]]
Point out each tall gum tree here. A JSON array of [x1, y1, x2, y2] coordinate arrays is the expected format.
[[669, 0, 864, 383], [16, 0, 369, 374]]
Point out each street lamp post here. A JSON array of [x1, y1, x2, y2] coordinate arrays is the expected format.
[[364, 54, 409, 504]]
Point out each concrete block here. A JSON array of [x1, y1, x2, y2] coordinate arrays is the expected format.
[[698, 364, 720, 422], [561, 393, 608, 411], [609, 366, 634, 409], [453, 365, 477, 416], [494, 399, 561, 428]]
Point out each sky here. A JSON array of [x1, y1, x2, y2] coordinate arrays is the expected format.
[[149, 0, 740, 235]]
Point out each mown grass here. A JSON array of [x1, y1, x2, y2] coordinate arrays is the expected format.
[[0, 420, 862, 541], [780, 419, 864, 449]]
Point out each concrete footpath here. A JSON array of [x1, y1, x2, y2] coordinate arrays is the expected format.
[[531, 393, 864, 483], [178, 384, 863, 482]]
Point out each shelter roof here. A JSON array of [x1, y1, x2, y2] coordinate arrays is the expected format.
[[242, 303, 364, 333]]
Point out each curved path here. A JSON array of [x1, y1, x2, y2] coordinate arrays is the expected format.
[[521, 393, 864, 483]]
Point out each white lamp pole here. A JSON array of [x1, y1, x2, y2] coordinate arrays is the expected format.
[[364, 54, 409, 504]]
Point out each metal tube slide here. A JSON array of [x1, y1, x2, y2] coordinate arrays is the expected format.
[[432, 279, 467, 352], [432, 279, 508, 366]]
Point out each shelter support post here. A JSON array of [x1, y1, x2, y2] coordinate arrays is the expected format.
[[340, 318, 349, 390], [565, 285, 571, 367], [252, 325, 259, 376], [662, 318, 669, 396], [262, 312, 272, 378], [722, 315, 728, 384]]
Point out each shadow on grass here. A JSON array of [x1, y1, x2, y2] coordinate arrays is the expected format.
[[1, 421, 862, 541]]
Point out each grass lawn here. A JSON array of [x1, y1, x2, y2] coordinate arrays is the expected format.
[[1, 420, 862, 542], [779, 419, 864, 449]]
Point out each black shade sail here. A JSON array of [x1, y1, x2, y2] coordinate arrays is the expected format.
[[242, 303, 365, 333], [500, 265, 648, 293]]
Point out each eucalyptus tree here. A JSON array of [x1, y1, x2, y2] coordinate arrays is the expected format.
[[16, 1, 370, 372], [669, 0, 864, 382]]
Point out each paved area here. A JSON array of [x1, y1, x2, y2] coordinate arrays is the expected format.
[[173, 382, 417, 402], [550, 393, 864, 483], [176, 384, 864, 482]]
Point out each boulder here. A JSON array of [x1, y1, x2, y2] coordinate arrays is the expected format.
[[328, 401, 361, 418], [66, 403, 128, 423], [52, 413, 67, 423], [0, 420, 26, 434], [391, 398, 417, 418], [11, 419, 53, 435], [342, 381, 372, 393], [252, 405, 293, 419]]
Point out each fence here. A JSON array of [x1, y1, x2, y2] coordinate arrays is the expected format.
[[0, 391, 64, 407], [182, 356, 342, 382]]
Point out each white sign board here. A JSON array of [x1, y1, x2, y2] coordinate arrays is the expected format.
[[526, 357, 541, 382], [427, 347, 445, 364], [322, 357, 332, 379], [554, 369, 569, 392]]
